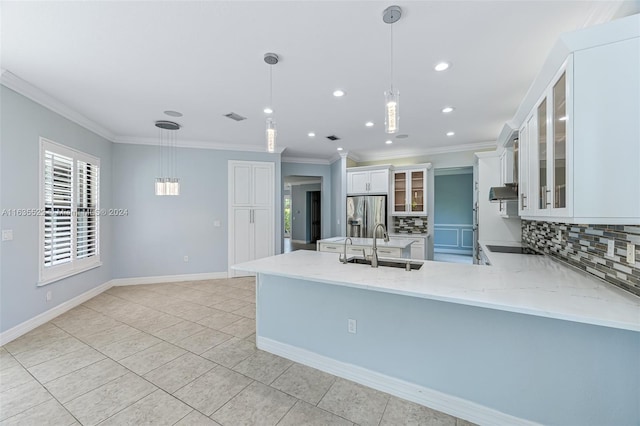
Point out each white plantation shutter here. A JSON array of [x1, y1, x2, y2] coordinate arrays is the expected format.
[[76, 160, 99, 259], [40, 138, 101, 284], [44, 150, 74, 267]]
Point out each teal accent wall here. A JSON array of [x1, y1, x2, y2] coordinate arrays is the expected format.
[[434, 173, 473, 253]]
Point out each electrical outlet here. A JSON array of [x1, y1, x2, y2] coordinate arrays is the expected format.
[[627, 243, 636, 264], [557, 230, 563, 240], [348, 319, 357, 334], [607, 240, 615, 257], [183, 256, 189, 262], [213, 220, 221, 227], [46, 291, 52, 302], [2, 229, 13, 241]]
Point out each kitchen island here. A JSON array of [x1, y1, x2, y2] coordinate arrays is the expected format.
[[234, 250, 639, 425]]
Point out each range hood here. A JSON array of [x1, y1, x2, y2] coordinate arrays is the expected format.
[[489, 183, 518, 202]]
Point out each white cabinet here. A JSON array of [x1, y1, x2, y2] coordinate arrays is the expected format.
[[515, 16, 640, 224], [347, 167, 389, 194], [526, 60, 572, 219], [228, 161, 275, 277], [317, 241, 408, 258], [498, 149, 518, 217], [391, 166, 428, 216]]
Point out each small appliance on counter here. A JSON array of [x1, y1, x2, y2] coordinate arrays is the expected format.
[[346, 195, 387, 238]]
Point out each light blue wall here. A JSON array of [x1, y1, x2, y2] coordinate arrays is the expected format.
[[290, 183, 321, 242], [281, 162, 332, 240], [112, 143, 281, 278], [0, 87, 113, 332], [330, 157, 345, 237], [258, 274, 640, 426]]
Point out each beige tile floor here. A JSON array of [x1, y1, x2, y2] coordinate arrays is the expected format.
[[1, 278, 476, 426]]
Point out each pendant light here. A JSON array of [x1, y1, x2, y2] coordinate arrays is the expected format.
[[154, 120, 180, 196], [383, 5, 402, 134], [264, 53, 279, 153]]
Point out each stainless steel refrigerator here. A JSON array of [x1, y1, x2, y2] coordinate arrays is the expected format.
[[346, 195, 387, 238]]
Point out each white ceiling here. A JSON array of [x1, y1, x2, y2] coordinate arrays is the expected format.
[[1, 1, 636, 162]]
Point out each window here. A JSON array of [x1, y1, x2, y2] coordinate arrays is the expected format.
[[40, 138, 101, 285]]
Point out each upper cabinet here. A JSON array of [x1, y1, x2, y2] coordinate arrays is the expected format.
[[515, 15, 640, 224], [526, 61, 572, 219], [392, 166, 429, 216], [347, 166, 390, 194]]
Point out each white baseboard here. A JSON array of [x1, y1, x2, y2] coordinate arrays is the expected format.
[[257, 336, 539, 426], [435, 248, 473, 255], [110, 272, 228, 286], [0, 280, 114, 346]]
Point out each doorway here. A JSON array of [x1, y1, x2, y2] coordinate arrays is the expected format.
[[433, 167, 474, 263], [283, 176, 322, 253], [307, 190, 321, 243]]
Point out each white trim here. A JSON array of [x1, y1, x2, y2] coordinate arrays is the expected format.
[[461, 229, 474, 248], [0, 280, 113, 346], [38, 261, 103, 287], [114, 135, 286, 154], [354, 141, 497, 163], [257, 336, 539, 426], [110, 272, 228, 287], [1, 70, 116, 141], [434, 228, 459, 247], [435, 248, 474, 255], [281, 157, 330, 165]]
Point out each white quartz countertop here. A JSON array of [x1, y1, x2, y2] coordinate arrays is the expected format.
[[234, 250, 640, 332], [318, 237, 415, 249]]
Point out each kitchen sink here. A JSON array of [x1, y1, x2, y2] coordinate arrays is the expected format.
[[347, 257, 424, 270]]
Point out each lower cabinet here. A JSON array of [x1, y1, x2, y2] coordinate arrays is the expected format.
[[317, 242, 405, 258]]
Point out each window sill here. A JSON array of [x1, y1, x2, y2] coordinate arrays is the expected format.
[[38, 261, 103, 287]]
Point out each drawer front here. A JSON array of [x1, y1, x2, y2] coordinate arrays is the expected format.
[[319, 244, 340, 252], [376, 247, 401, 257]]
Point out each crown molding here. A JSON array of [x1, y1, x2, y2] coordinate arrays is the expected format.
[[353, 141, 497, 162], [1, 69, 117, 142], [114, 135, 285, 154], [281, 156, 331, 165]]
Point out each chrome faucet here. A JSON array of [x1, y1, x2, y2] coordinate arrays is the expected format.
[[339, 237, 353, 264], [371, 223, 390, 268]]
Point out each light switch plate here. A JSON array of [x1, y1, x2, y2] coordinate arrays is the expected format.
[[627, 243, 636, 264], [348, 319, 357, 334], [607, 240, 615, 257], [2, 229, 13, 241]]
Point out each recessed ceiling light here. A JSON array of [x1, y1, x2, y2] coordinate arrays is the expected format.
[[337, 147, 343, 151], [435, 62, 450, 71], [333, 89, 345, 97], [164, 110, 183, 117], [446, 131, 455, 136], [264, 107, 273, 114], [365, 121, 374, 127], [308, 132, 315, 137], [385, 140, 393, 145], [442, 106, 454, 113]]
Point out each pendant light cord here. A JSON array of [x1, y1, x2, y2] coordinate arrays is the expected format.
[[390, 23, 394, 93], [269, 65, 273, 110]]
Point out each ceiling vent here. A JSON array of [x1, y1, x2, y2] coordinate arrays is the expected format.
[[326, 135, 340, 141], [224, 112, 247, 121]]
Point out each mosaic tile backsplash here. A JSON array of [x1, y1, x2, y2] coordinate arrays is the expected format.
[[521, 220, 640, 297], [393, 216, 428, 234]]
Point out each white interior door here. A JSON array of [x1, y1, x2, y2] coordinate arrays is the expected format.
[[230, 207, 252, 277], [253, 207, 273, 260]]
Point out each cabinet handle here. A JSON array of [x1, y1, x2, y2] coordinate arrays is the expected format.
[[546, 189, 551, 206], [521, 193, 527, 208]]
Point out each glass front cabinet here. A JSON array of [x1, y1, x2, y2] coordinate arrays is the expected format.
[[392, 168, 427, 216], [523, 58, 573, 219]]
